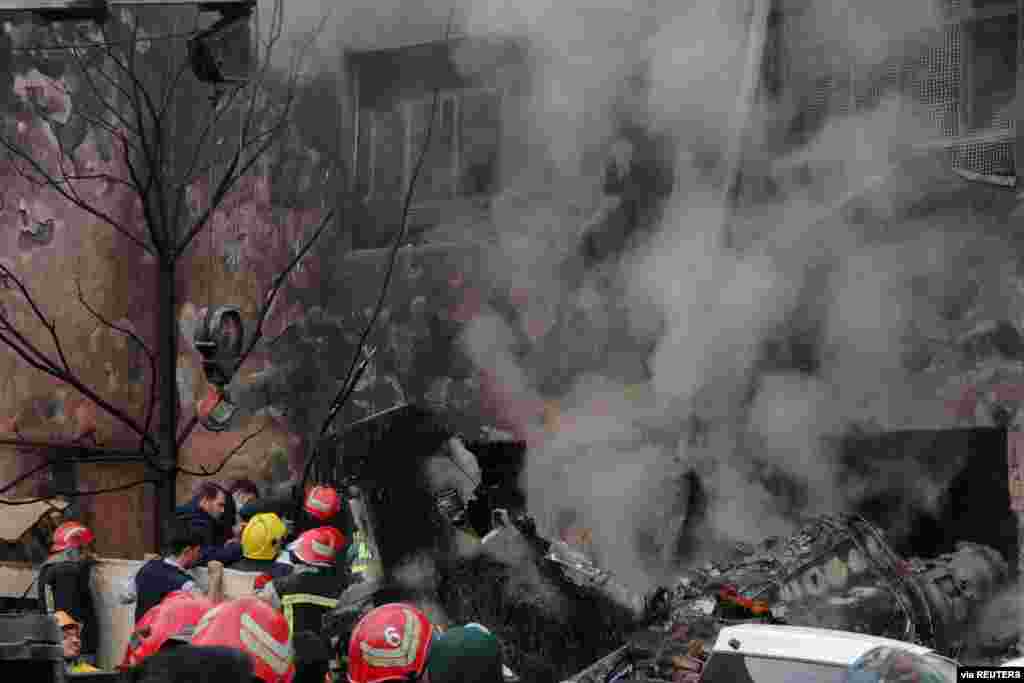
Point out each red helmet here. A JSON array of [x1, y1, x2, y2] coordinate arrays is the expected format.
[[191, 597, 295, 683], [319, 526, 347, 551], [292, 527, 342, 568], [348, 604, 435, 683], [304, 485, 341, 521], [253, 573, 274, 591], [51, 521, 95, 553], [121, 591, 214, 668]]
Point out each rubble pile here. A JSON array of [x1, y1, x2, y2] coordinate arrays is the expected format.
[[564, 514, 1010, 682]]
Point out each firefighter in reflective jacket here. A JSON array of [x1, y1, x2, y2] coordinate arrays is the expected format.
[[258, 526, 345, 642], [345, 496, 380, 583]]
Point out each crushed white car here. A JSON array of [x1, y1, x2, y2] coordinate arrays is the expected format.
[[699, 624, 957, 683]]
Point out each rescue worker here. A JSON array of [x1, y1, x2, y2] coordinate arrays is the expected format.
[[241, 482, 350, 542], [38, 521, 100, 665], [345, 494, 380, 584], [175, 481, 244, 566], [231, 512, 293, 587], [190, 596, 296, 683], [293, 630, 331, 683], [121, 591, 215, 668], [229, 478, 260, 511], [257, 526, 345, 642], [346, 603, 435, 683], [427, 623, 507, 683], [229, 479, 261, 542], [129, 519, 206, 624], [129, 643, 256, 683], [347, 604, 515, 683], [55, 610, 100, 674]]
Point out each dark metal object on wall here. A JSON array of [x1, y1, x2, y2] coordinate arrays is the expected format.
[[193, 305, 244, 388]]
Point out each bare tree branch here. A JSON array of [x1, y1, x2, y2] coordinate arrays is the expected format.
[[76, 279, 154, 359], [0, 270, 159, 451], [0, 135, 153, 254], [194, 423, 267, 477], [62, 34, 144, 142], [316, 63, 448, 440], [174, 0, 308, 258], [0, 461, 53, 496], [0, 1, 335, 489], [75, 278, 159, 452], [0, 477, 160, 505]]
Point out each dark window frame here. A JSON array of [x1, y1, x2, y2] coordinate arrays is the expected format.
[[357, 86, 502, 205]]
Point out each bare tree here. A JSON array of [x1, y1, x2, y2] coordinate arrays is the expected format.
[[0, 1, 334, 521]]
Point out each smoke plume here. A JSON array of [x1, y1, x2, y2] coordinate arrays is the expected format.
[[450, 0, 1011, 594], [268, 0, 1018, 594]]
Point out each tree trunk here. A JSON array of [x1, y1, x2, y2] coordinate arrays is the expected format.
[[156, 258, 179, 544]]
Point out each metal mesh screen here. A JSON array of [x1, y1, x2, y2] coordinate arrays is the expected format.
[[791, 9, 1016, 181]]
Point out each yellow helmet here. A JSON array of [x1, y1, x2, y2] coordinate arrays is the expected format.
[[241, 513, 287, 560]]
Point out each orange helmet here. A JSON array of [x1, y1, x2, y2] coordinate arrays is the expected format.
[[121, 591, 214, 668], [304, 485, 341, 521], [191, 597, 295, 683], [51, 521, 95, 554], [347, 604, 435, 683], [292, 527, 342, 568]]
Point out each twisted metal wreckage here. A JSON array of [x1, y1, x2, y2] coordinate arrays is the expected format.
[[305, 405, 1011, 683]]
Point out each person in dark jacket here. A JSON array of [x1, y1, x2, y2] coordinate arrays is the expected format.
[[37, 521, 100, 664], [293, 630, 331, 683], [130, 519, 206, 624], [228, 479, 260, 540], [229, 478, 260, 511], [240, 481, 352, 544], [257, 526, 343, 640], [126, 644, 255, 683], [175, 481, 243, 566]]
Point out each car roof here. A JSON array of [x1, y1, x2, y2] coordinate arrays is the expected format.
[[712, 624, 934, 666]]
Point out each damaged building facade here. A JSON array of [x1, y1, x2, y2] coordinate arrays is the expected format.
[[0, 0, 1023, 676], [305, 1, 1024, 676], [322, 0, 1024, 545]]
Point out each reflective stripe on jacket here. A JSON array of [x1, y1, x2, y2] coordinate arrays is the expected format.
[[272, 569, 342, 641], [281, 592, 339, 637]]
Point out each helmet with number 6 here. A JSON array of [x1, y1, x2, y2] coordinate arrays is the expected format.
[[191, 597, 295, 683], [348, 603, 435, 683]]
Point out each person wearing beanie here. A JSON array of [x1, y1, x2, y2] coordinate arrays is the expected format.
[[427, 624, 507, 683]]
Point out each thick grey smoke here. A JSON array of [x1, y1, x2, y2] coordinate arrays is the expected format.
[[265, 0, 1017, 593], [450, 0, 1017, 594], [257, 0, 454, 69]]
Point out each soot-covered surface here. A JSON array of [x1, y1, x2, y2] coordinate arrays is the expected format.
[[839, 427, 1015, 570], [332, 405, 635, 682]]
